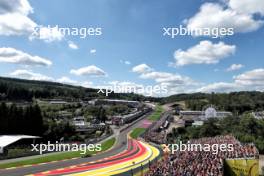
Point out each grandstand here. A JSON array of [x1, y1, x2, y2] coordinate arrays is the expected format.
[[112, 108, 152, 125], [144, 111, 173, 144], [90, 99, 141, 108], [145, 135, 259, 176]]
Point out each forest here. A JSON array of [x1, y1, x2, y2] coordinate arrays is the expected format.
[[0, 77, 152, 101], [0, 103, 44, 136], [163, 91, 264, 113]]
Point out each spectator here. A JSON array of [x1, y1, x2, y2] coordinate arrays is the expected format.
[[145, 135, 258, 176]]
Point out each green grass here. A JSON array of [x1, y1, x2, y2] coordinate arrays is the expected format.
[[130, 128, 146, 139], [99, 137, 116, 151], [0, 148, 31, 158], [130, 105, 164, 139], [0, 138, 116, 169], [147, 105, 164, 121]]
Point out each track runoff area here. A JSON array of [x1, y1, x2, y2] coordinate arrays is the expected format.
[[27, 137, 160, 176]]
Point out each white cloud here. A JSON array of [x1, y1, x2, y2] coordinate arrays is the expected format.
[[9, 70, 95, 87], [0, 0, 64, 42], [108, 81, 143, 91], [120, 60, 131, 65], [234, 68, 264, 87], [186, 3, 264, 35], [134, 67, 264, 94], [8, 70, 96, 87], [0, 12, 36, 36], [108, 81, 146, 90], [124, 61, 131, 65], [228, 0, 264, 16], [10, 69, 54, 81], [57, 76, 77, 85], [197, 68, 264, 93], [0, 47, 52, 67], [70, 65, 107, 77], [132, 64, 152, 74], [68, 41, 78, 50], [140, 71, 194, 85], [197, 82, 239, 93], [133, 65, 199, 95], [95, 81, 162, 96], [57, 77, 95, 88], [81, 81, 93, 88], [0, 0, 33, 15], [226, 64, 244, 72], [174, 40, 236, 66], [90, 49, 96, 54], [31, 25, 64, 42], [0, 0, 36, 35]]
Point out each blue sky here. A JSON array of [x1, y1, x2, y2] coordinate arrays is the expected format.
[[0, 0, 264, 96]]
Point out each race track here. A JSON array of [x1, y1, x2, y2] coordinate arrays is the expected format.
[[28, 138, 160, 176]]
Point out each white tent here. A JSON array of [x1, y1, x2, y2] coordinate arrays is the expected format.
[[0, 135, 40, 153]]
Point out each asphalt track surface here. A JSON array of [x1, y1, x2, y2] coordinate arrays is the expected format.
[[0, 112, 159, 176], [29, 139, 160, 176]]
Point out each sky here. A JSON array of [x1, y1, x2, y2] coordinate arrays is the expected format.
[[0, 0, 264, 97]]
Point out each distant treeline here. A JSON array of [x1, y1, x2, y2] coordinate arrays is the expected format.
[[0, 77, 98, 101], [1, 77, 264, 114], [162, 92, 264, 114], [0, 77, 156, 102], [0, 102, 44, 136]]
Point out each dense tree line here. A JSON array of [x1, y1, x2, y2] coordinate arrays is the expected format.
[[0, 77, 95, 101], [168, 114, 264, 153], [43, 120, 75, 142], [164, 91, 264, 114], [0, 103, 44, 136], [0, 77, 154, 102], [83, 106, 107, 123], [208, 92, 264, 113], [161, 93, 208, 103]]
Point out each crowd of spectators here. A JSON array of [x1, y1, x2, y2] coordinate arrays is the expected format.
[[144, 130, 166, 144], [145, 135, 259, 176]]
